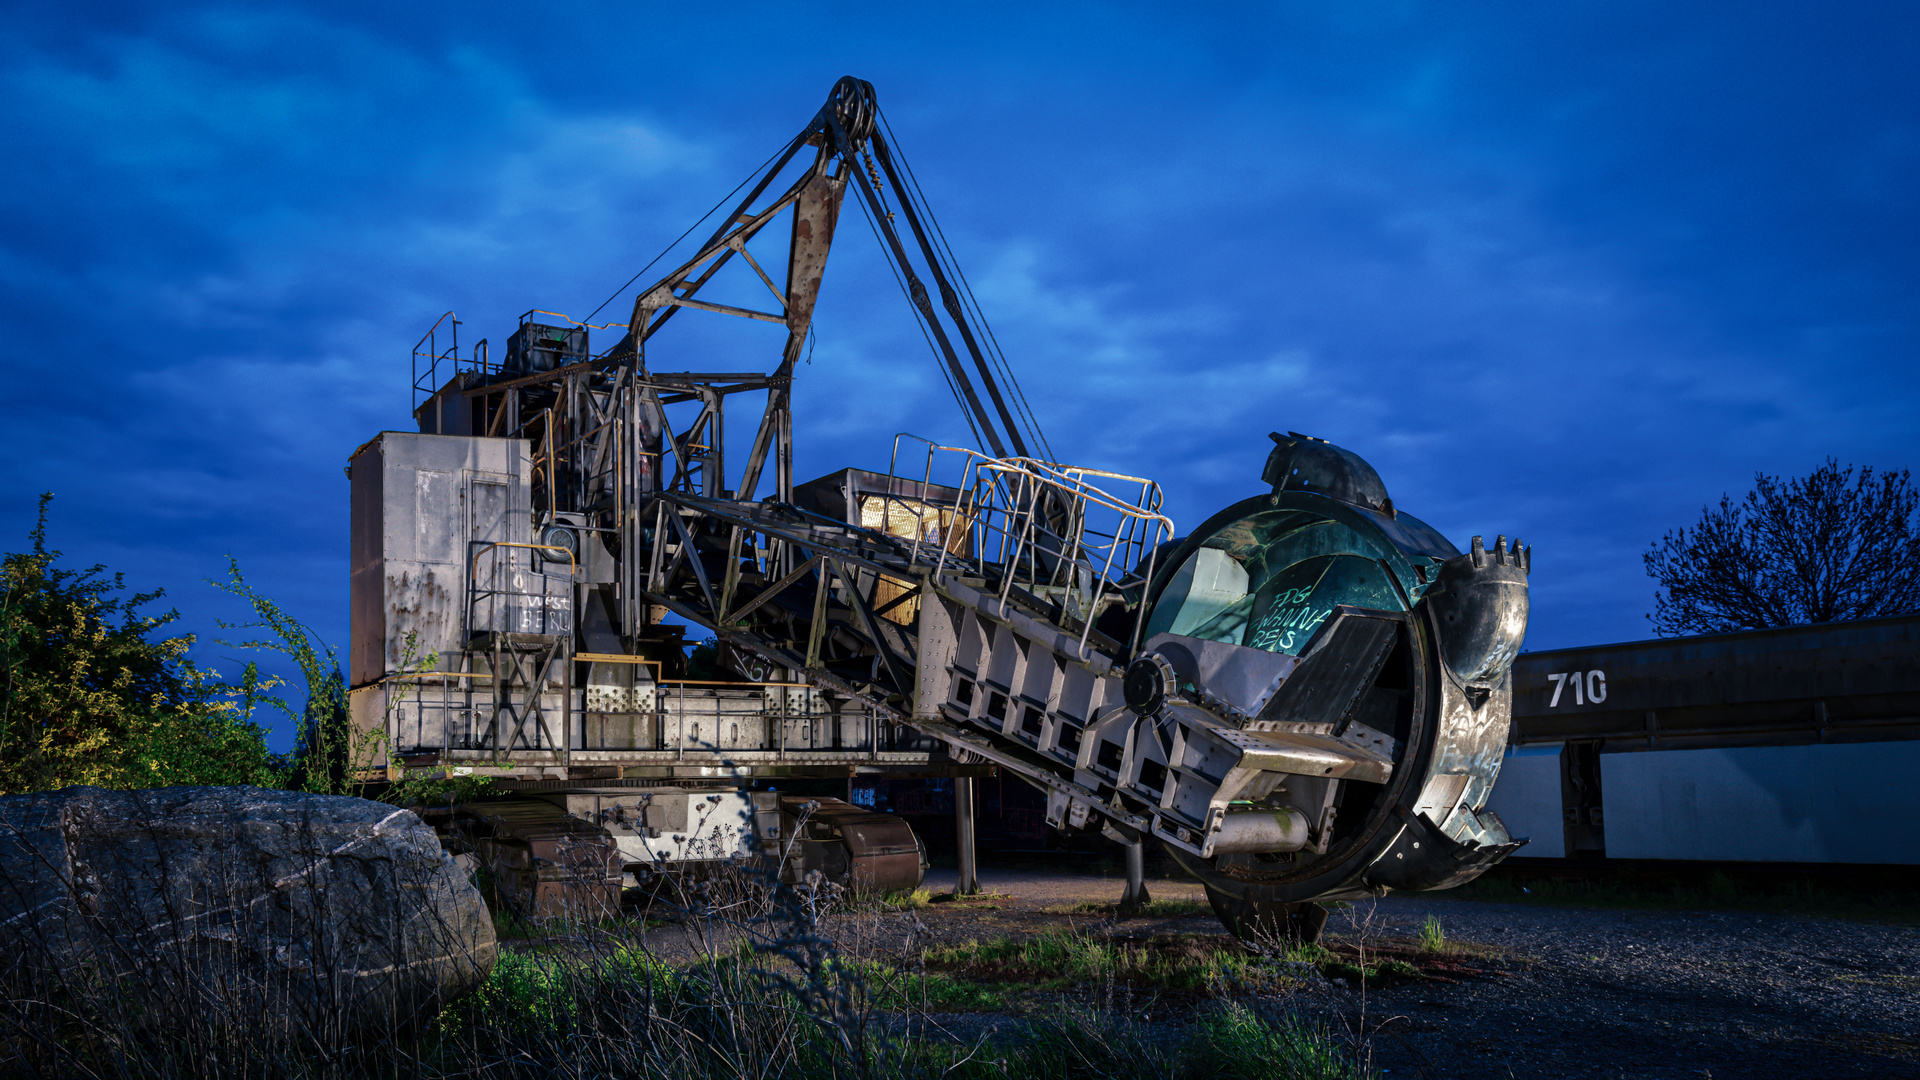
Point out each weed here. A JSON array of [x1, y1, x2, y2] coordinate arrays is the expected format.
[[1314, 948, 1449, 988], [924, 929, 1303, 996], [1016, 1000, 1181, 1077], [832, 885, 934, 915], [887, 886, 935, 910], [929, 890, 1013, 904], [1189, 1001, 1366, 1080], [1283, 942, 1335, 965], [0, 806, 1368, 1080], [868, 966, 1010, 1011], [1378, 958, 1426, 980], [1417, 914, 1447, 954]]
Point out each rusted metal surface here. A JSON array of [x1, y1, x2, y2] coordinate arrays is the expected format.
[[777, 796, 925, 894], [459, 800, 622, 920]]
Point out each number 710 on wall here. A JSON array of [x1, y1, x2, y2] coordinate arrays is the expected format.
[[1547, 670, 1607, 707]]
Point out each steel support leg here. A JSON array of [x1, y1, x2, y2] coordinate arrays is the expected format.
[[1119, 839, 1151, 913], [954, 776, 979, 896]]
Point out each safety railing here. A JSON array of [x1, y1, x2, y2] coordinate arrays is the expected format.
[[886, 434, 1175, 656], [411, 311, 493, 413], [465, 541, 577, 643]]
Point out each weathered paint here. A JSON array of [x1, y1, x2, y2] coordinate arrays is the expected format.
[[1483, 745, 1566, 859], [349, 432, 535, 686], [1511, 614, 1920, 751], [1602, 741, 1920, 864]]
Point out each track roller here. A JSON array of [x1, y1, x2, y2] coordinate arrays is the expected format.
[[776, 796, 926, 894], [457, 800, 623, 920]]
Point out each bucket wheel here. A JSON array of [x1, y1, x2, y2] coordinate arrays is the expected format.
[[1163, 834, 1365, 948], [1202, 885, 1329, 946]]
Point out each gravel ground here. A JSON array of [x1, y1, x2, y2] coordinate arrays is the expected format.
[[901, 868, 1920, 1079]]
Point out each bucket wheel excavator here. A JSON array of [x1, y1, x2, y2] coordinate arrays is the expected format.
[[354, 77, 1530, 941]]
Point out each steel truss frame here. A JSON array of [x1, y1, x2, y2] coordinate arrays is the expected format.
[[405, 77, 1175, 798]]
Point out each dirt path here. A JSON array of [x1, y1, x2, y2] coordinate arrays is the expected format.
[[923, 866, 1207, 910], [911, 868, 1920, 1079]]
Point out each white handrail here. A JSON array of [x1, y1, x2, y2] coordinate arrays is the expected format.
[[883, 433, 1177, 659]]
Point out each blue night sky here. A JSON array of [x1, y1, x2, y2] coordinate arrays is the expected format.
[[4, 3, 1916, 748]]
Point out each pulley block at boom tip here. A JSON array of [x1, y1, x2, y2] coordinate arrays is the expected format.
[[821, 76, 878, 152]]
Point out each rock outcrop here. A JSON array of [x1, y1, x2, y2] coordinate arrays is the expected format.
[[0, 785, 496, 1037]]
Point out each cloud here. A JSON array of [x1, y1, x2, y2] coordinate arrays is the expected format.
[[0, 0, 1914, 723]]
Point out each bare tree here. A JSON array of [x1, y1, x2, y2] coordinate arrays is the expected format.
[[1644, 459, 1920, 637]]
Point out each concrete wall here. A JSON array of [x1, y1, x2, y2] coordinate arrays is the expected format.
[[1602, 741, 1920, 864], [1484, 745, 1565, 858]]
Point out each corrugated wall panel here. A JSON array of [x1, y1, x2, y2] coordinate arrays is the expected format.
[[1602, 741, 1920, 863]]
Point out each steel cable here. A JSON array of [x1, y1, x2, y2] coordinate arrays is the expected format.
[[877, 109, 1053, 461], [580, 136, 801, 326], [855, 190, 987, 454]]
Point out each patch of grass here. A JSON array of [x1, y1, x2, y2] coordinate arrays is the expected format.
[[841, 885, 934, 913], [474, 946, 681, 1029], [1276, 938, 1485, 989], [897, 970, 1010, 1011], [0, 842, 1382, 1080], [1417, 914, 1448, 954], [1282, 942, 1334, 965], [1002, 1000, 1369, 1080], [924, 929, 1302, 996], [1320, 956, 1425, 988], [1377, 957, 1426, 980], [467, 940, 1363, 1077], [1012, 1002, 1180, 1077], [856, 963, 1012, 1012], [1188, 1001, 1365, 1080], [919, 926, 1491, 995]]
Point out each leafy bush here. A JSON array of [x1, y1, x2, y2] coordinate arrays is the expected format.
[[210, 557, 350, 795], [0, 496, 276, 793]]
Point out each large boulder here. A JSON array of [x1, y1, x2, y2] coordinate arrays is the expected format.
[[0, 785, 496, 1038]]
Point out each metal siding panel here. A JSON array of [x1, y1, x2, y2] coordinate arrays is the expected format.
[[1483, 746, 1565, 858], [349, 437, 386, 687], [355, 433, 535, 680], [469, 478, 510, 547], [1511, 614, 1920, 748], [382, 567, 463, 677], [414, 470, 456, 564], [1602, 741, 1920, 864]]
